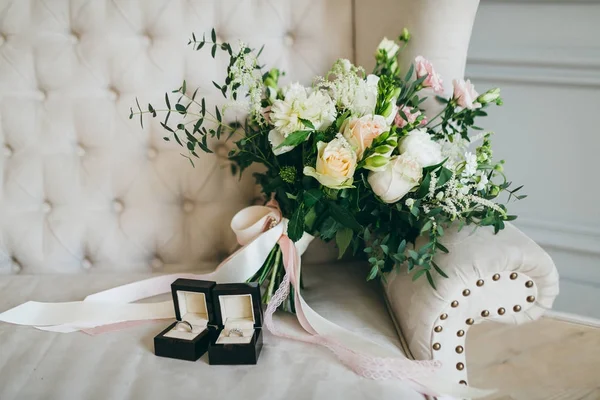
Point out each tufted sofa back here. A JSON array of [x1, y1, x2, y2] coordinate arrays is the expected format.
[[0, 0, 354, 275]]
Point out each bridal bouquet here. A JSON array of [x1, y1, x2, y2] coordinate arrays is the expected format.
[[131, 29, 524, 311]]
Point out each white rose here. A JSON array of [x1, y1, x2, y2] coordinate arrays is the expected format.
[[350, 74, 379, 116], [377, 37, 400, 59], [368, 154, 423, 203], [303, 136, 357, 189], [399, 129, 443, 167], [303, 89, 336, 131]]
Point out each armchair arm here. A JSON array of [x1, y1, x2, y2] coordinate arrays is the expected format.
[[383, 223, 559, 387]]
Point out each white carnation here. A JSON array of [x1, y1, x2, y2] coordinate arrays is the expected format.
[[269, 83, 336, 155]]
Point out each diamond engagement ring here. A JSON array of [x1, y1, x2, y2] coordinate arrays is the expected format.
[[175, 320, 193, 332], [227, 327, 244, 337]]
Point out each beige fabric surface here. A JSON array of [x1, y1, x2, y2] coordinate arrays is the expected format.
[[0, 261, 424, 400]]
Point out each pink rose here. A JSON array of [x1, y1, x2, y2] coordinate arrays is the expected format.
[[414, 56, 444, 94], [394, 105, 421, 128], [452, 79, 481, 110], [341, 114, 388, 160]]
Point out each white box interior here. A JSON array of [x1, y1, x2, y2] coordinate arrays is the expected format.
[[215, 294, 256, 345], [163, 290, 208, 340]]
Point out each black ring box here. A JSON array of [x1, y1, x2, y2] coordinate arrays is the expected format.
[[208, 282, 263, 365], [154, 279, 216, 362], [153, 279, 263, 365]]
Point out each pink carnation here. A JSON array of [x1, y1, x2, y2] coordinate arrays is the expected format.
[[452, 79, 481, 110], [414, 56, 444, 94], [394, 105, 421, 128]]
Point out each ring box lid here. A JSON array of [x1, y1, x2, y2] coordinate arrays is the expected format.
[[171, 278, 217, 328], [212, 283, 263, 329]]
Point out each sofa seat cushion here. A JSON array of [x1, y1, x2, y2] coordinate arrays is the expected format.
[[0, 262, 423, 400]]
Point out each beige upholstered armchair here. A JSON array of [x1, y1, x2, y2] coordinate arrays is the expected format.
[[0, 1, 558, 398]]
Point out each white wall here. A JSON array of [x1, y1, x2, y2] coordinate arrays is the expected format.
[[467, 0, 600, 318]]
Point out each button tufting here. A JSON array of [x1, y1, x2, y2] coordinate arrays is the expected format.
[[183, 200, 194, 213], [11, 258, 21, 273], [76, 144, 86, 157], [0, 34, 5, 46], [150, 256, 163, 269], [41, 201, 52, 214], [112, 199, 124, 213], [283, 33, 295, 47], [81, 258, 92, 270], [38, 89, 47, 101], [107, 86, 119, 101], [147, 147, 158, 159], [140, 35, 151, 47], [3, 144, 12, 157], [69, 31, 79, 44]]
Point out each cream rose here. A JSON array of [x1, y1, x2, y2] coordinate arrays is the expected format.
[[341, 114, 388, 160], [399, 129, 443, 167], [303, 136, 357, 189], [368, 154, 423, 203]]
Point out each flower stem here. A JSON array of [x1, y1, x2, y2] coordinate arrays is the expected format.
[[265, 248, 282, 304]]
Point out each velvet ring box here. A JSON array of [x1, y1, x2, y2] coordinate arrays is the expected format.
[[154, 279, 216, 361], [208, 283, 263, 365]]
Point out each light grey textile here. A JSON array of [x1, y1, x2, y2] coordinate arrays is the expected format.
[[0, 262, 424, 400]]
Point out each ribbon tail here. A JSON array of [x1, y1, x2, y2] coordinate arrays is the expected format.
[[267, 235, 495, 399]]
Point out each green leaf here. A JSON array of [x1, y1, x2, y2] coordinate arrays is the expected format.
[[287, 206, 306, 242], [328, 202, 362, 232], [412, 268, 426, 281], [367, 265, 379, 281], [432, 261, 449, 278], [435, 242, 449, 253], [211, 28, 216, 42], [416, 173, 432, 198], [304, 206, 317, 230], [299, 118, 315, 130], [335, 228, 353, 259], [426, 271, 437, 289], [436, 167, 453, 187], [215, 106, 222, 122], [304, 189, 322, 208], [276, 130, 311, 149], [175, 104, 186, 114], [319, 217, 338, 240]]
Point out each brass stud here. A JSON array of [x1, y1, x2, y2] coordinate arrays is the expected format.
[[527, 295, 535, 303], [451, 300, 459, 308], [466, 318, 474, 325], [513, 305, 522, 312], [481, 310, 490, 317], [434, 325, 443, 333], [462, 289, 471, 296], [525, 280, 534, 288], [493, 273, 501, 281], [456, 362, 464, 371], [456, 345, 464, 354], [457, 330, 465, 337], [498, 307, 506, 315], [440, 313, 448, 320], [459, 380, 467, 385], [510, 272, 518, 280], [433, 343, 441, 351], [476, 279, 484, 287]]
